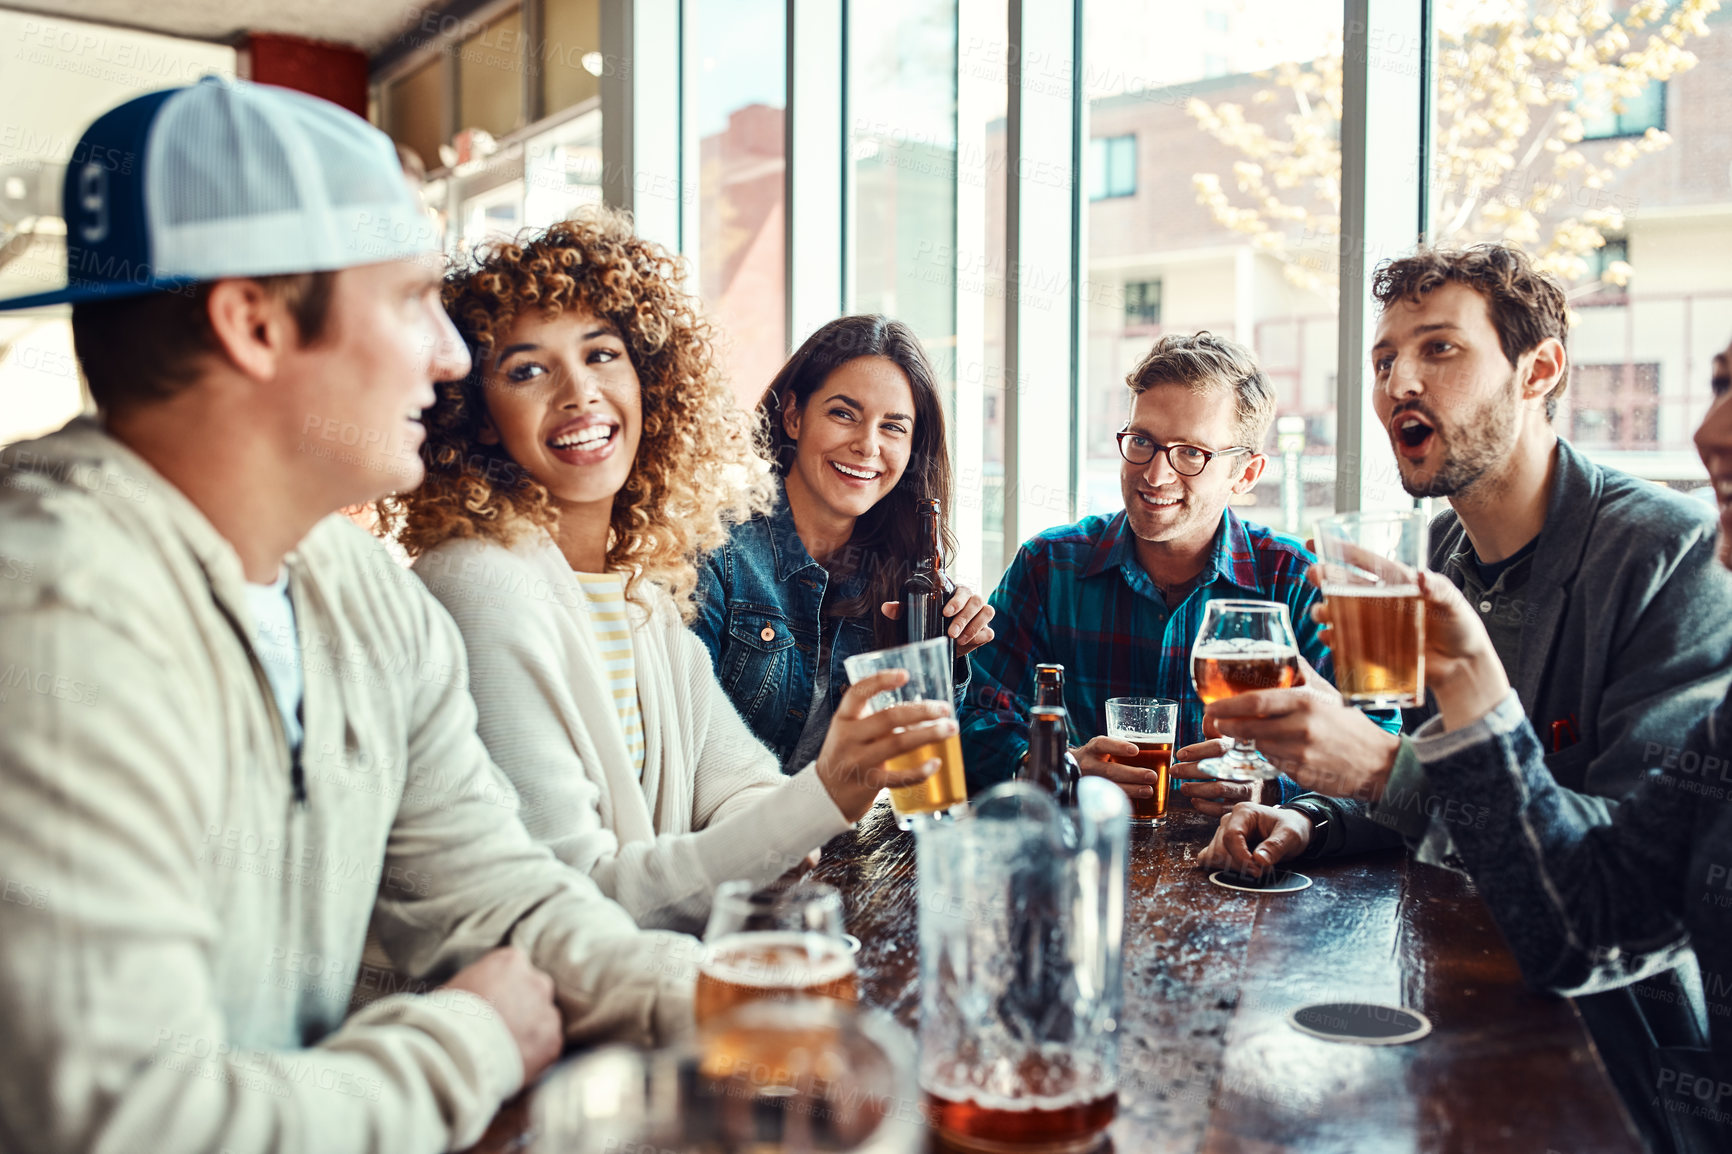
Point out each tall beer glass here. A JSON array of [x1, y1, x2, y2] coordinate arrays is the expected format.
[[1104, 697, 1177, 825], [695, 880, 859, 1027], [842, 635, 968, 828], [1190, 600, 1301, 780], [1314, 511, 1428, 708]]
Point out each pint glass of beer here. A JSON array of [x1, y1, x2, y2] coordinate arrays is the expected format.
[[842, 635, 968, 828], [1314, 511, 1428, 708], [1104, 697, 1177, 825], [695, 880, 859, 1028]]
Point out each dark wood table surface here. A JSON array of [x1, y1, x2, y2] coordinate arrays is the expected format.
[[473, 802, 1641, 1153], [813, 802, 1640, 1154]]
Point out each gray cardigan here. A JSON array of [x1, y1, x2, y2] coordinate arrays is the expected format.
[[1294, 438, 1732, 861]]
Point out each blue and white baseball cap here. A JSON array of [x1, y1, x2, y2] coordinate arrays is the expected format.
[[0, 76, 438, 311]]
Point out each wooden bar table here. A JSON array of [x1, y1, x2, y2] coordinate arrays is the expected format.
[[471, 801, 1641, 1153], [810, 802, 1642, 1154]]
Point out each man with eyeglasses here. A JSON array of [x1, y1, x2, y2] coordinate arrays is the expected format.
[[959, 332, 1359, 804]]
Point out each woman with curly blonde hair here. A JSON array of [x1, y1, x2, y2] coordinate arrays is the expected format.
[[382, 210, 954, 931]]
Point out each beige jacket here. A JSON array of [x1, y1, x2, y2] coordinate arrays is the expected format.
[[0, 419, 695, 1154], [414, 534, 851, 933]]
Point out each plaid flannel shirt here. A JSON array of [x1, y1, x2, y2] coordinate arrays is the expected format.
[[960, 507, 1344, 801]]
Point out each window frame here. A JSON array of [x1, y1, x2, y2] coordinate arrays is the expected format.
[[1578, 77, 1667, 141]]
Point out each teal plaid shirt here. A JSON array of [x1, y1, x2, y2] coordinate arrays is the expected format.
[[960, 507, 1385, 798]]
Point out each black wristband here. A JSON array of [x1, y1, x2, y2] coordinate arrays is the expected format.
[[1280, 799, 1331, 860]]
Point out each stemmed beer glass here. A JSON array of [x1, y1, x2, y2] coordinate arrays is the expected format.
[[1189, 600, 1301, 781]]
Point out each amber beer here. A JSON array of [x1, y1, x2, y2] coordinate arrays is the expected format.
[[886, 731, 968, 819], [924, 1088, 1118, 1154], [694, 931, 859, 1026], [1191, 640, 1301, 703], [1114, 739, 1170, 823], [1323, 584, 1424, 707]]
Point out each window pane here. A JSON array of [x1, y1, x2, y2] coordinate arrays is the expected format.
[[1125, 279, 1161, 328], [0, 11, 235, 447], [1110, 135, 1136, 197], [692, 0, 788, 409], [384, 57, 447, 174], [851, 1, 958, 354], [524, 110, 603, 226], [458, 10, 524, 140], [455, 156, 526, 252], [1433, 2, 1728, 494], [543, 0, 603, 116], [1083, 0, 1342, 533]]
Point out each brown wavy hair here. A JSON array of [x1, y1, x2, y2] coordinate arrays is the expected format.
[[1372, 244, 1571, 419], [377, 208, 771, 617]]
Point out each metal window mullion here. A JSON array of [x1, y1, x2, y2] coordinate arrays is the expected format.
[[1335, 0, 1426, 514], [1004, 0, 1080, 549], [600, 0, 682, 252], [953, 0, 994, 587], [678, 0, 699, 262], [840, 0, 855, 314], [1068, 0, 1085, 528], [522, 0, 543, 128]]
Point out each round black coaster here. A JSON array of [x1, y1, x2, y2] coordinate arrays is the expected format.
[[1209, 869, 1313, 894], [1288, 1002, 1433, 1045]]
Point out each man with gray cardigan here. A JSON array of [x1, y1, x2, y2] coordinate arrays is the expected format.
[[0, 80, 697, 1154], [1198, 244, 1732, 1153]]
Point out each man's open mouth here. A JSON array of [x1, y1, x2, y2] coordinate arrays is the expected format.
[[1393, 413, 1435, 453]]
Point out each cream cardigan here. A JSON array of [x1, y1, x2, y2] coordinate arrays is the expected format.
[[414, 532, 852, 932]]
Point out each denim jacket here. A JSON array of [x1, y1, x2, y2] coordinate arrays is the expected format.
[[692, 484, 969, 773]]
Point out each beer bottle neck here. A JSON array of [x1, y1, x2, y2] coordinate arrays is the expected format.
[[1034, 665, 1064, 709], [916, 504, 943, 574]]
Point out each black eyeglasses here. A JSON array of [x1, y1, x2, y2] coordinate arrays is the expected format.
[[1114, 429, 1252, 476]]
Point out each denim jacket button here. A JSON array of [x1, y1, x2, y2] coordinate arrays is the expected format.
[[760, 625, 776, 642]]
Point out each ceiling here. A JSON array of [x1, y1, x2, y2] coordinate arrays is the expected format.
[[0, 0, 438, 53]]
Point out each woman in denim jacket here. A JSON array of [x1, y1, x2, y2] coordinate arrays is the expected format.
[[693, 316, 997, 773]]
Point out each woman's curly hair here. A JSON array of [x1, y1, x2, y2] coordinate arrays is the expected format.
[[377, 208, 773, 618]]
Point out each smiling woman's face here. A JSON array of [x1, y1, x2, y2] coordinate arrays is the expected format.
[[782, 355, 917, 525], [478, 308, 643, 512]]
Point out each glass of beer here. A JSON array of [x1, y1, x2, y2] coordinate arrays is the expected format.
[[695, 880, 859, 1027], [1104, 697, 1177, 825], [533, 1001, 922, 1154], [1190, 600, 1301, 781], [842, 635, 968, 828], [1314, 510, 1428, 708]]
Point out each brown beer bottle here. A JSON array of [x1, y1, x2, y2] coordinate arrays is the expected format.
[[1018, 705, 1079, 807], [1016, 663, 1074, 795], [901, 498, 956, 658]]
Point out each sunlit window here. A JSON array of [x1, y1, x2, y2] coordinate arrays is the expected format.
[[1083, 0, 1342, 530], [692, 0, 788, 408], [1088, 135, 1137, 201]]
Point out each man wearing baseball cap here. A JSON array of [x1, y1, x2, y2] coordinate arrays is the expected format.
[[0, 78, 694, 1153]]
